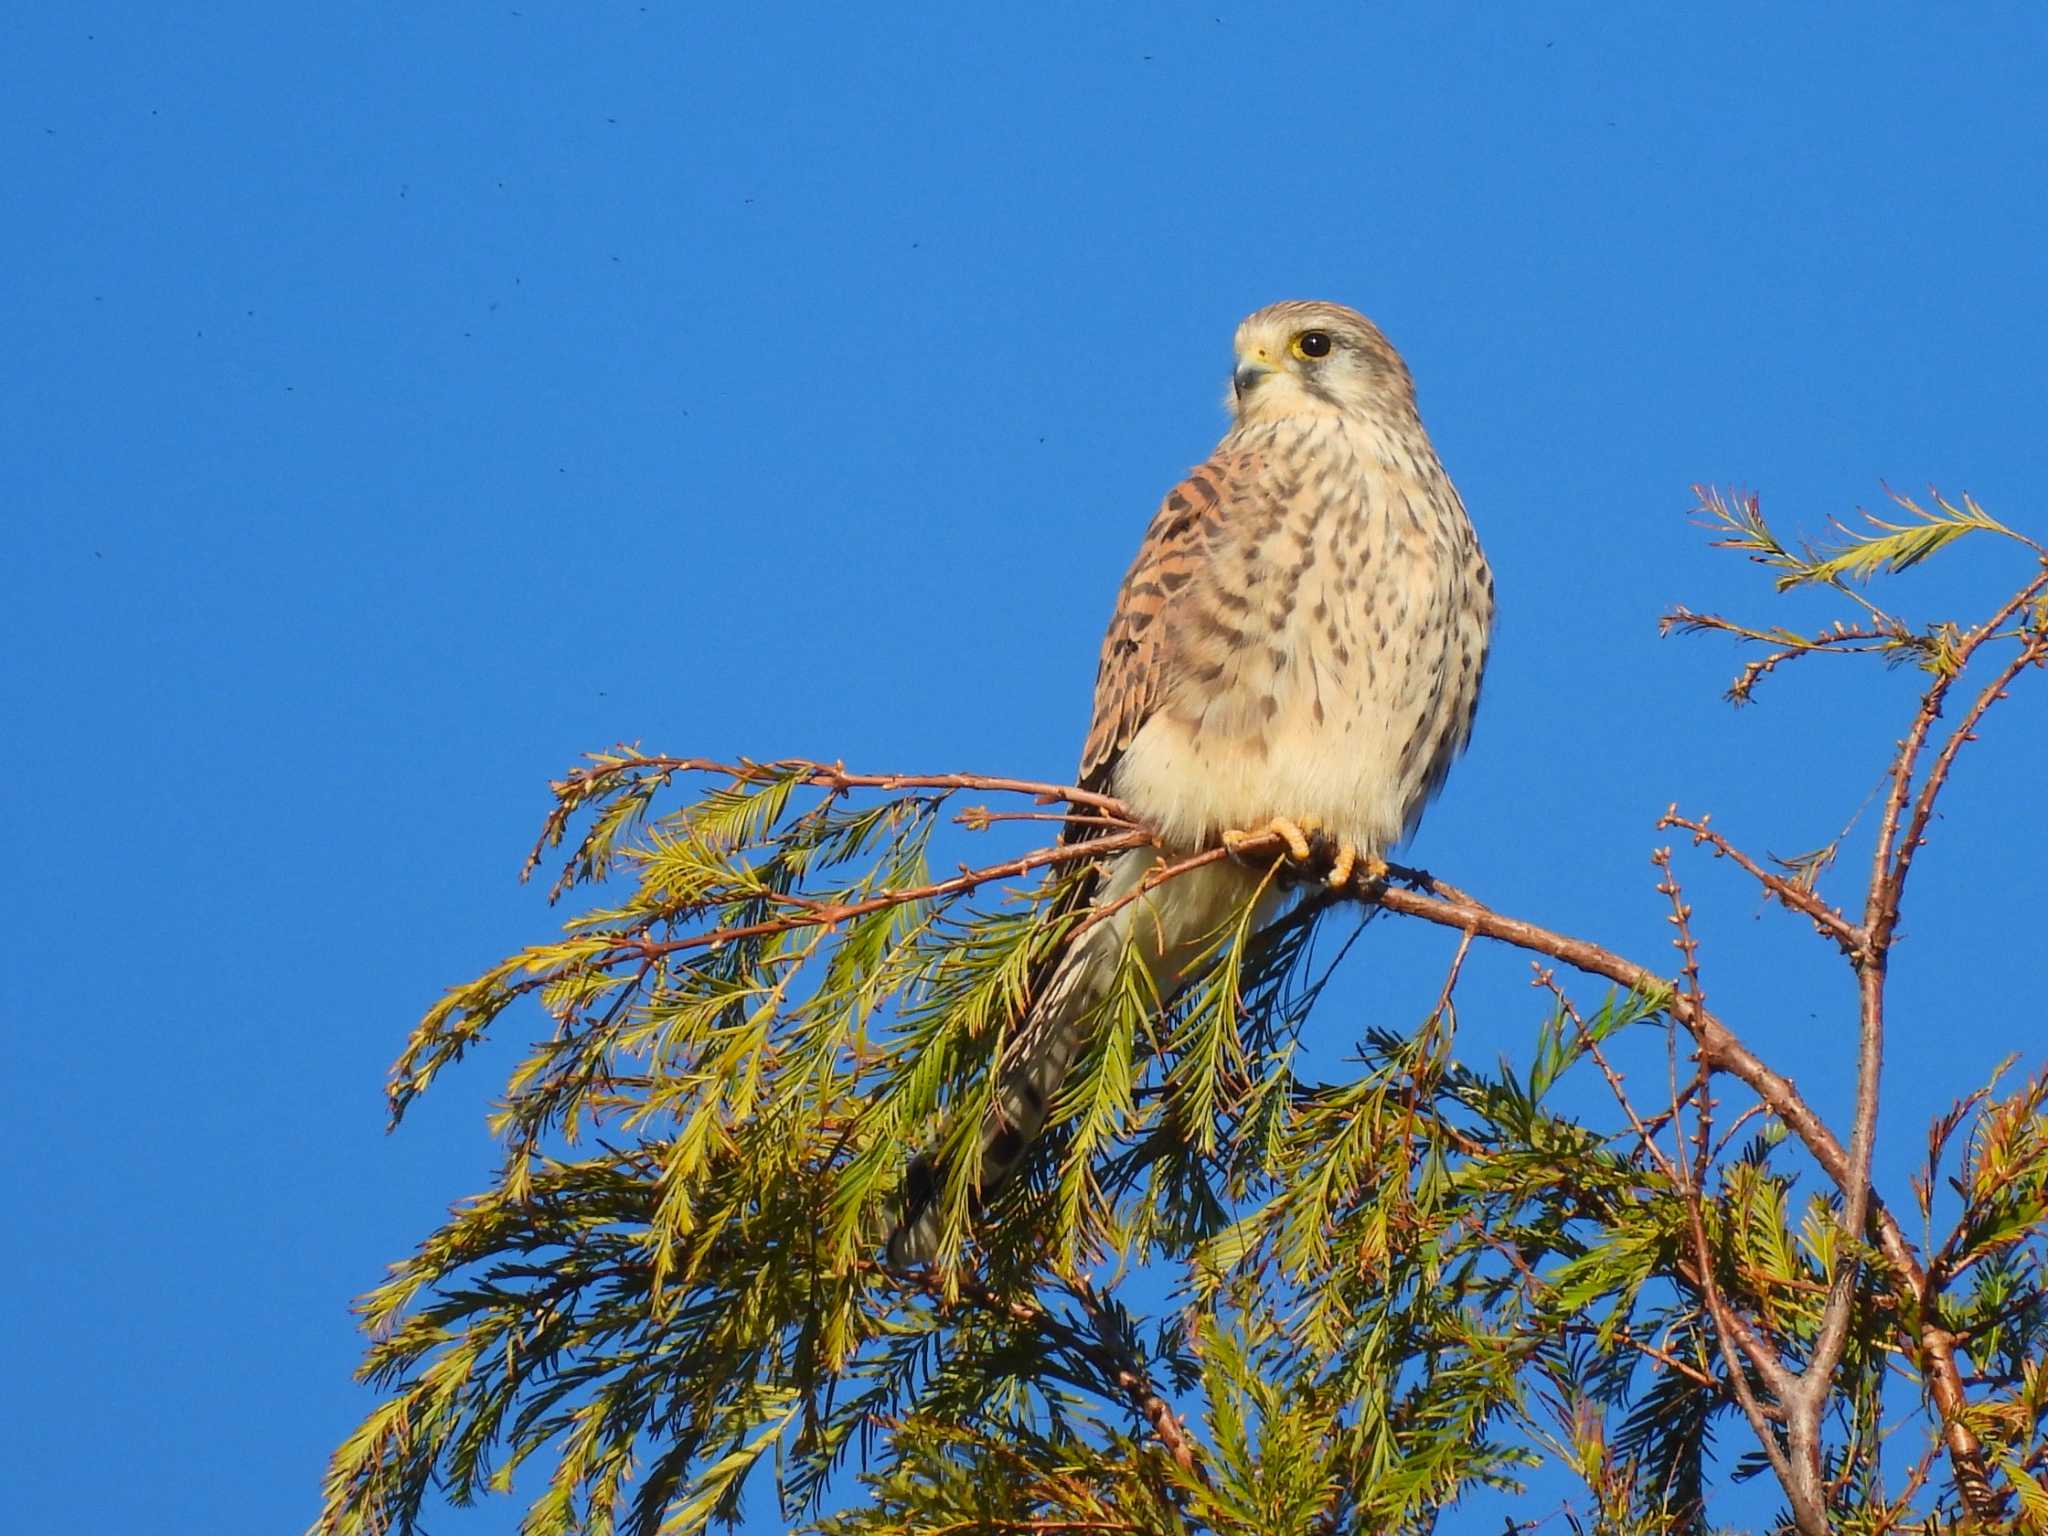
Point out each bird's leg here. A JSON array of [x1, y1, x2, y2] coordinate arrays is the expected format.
[[1326, 845, 1390, 890], [1223, 814, 1318, 864], [1223, 818, 1393, 890]]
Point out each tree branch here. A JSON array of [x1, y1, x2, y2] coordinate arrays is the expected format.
[[1658, 808, 1864, 954], [607, 829, 1153, 962], [538, 696, 2048, 1522], [1807, 570, 2048, 1519]]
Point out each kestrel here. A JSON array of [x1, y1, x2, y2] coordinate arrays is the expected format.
[[888, 301, 1494, 1264]]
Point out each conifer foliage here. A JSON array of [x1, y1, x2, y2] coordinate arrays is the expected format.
[[320, 492, 2048, 1535]]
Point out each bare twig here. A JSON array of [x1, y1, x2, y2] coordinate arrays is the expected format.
[[959, 809, 1133, 832], [1428, 926, 1477, 1031], [1063, 843, 1238, 947], [1798, 570, 2048, 1520], [1659, 609, 1914, 704], [1685, 1189, 1808, 1515], [1648, 848, 1826, 1526], [570, 754, 1135, 818], [1705, 1102, 1769, 1170], [609, 830, 1153, 963], [1592, 1324, 1723, 1395], [527, 754, 1141, 883], [1534, 966, 1675, 1183], [1886, 612, 2048, 914], [1652, 849, 1713, 1195], [1659, 808, 1864, 953], [1071, 1279, 1208, 1482]]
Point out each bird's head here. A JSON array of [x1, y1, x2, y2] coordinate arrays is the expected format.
[[1227, 301, 1416, 424]]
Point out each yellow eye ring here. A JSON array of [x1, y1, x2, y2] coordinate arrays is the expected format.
[[1291, 330, 1333, 361]]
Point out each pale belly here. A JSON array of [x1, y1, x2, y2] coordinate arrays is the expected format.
[[1110, 551, 1472, 857], [1113, 681, 1437, 855]]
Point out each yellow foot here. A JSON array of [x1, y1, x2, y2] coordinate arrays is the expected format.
[[1331, 849, 1389, 889], [1224, 815, 1318, 863], [1310, 847, 1392, 897]]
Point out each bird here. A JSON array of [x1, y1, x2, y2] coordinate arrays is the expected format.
[[886, 300, 1494, 1265]]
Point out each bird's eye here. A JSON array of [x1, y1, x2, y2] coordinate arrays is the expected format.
[[1292, 330, 1333, 360]]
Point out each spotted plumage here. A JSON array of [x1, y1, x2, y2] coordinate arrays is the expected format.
[[887, 301, 1494, 1265]]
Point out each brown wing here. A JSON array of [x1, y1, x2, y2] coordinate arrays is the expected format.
[[1072, 449, 1260, 815], [1034, 448, 1258, 993], [885, 448, 1263, 1261]]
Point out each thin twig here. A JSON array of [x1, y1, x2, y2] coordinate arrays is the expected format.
[[612, 831, 1153, 962], [1706, 1103, 1770, 1170], [1659, 808, 1865, 953], [1804, 572, 2048, 1520], [1063, 843, 1239, 947], [1889, 619, 2048, 912], [1533, 967, 1675, 1183], [1652, 850, 1705, 1195], [1686, 1190, 1806, 1508], [1428, 926, 1477, 1031], [1072, 1279, 1209, 1483], [959, 809, 1133, 831]]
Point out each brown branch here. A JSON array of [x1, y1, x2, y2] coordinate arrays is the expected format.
[[1870, 1442, 1942, 1536], [549, 682, 2048, 1518], [1356, 844, 2021, 1514], [1650, 847, 1826, 1512], [527, 753, 1142, 883], [1660, 609, 1915, 704], [1360, 878, 1899, 1249], [1887, 616, 2048, 922], [570, 768, 1912, 1310], [1063, 843, 1238, 947], [1659, 808, 1865, 953], [1470, 1197, 1724, 1400], [1428, 926, 1477, 1031], [1071, 1279, 1208, 1482], [959, 809, 1133, 831], [1596, 1325, 1723, 1395], [567, 754, 1135, 817], [1534, 966, 1676, 1183], [1706, 1102, 1770, 1170], [1362, 845, 2021, 1518], [607, 830, 1154, 963], [1808, 571, 2048, 1520], [1685, 1189, 1811, 1522], [1652, 848, 1712, 1192], [1920, 1325, 2002, 1518], [1634, 1079, 1709, 1147]]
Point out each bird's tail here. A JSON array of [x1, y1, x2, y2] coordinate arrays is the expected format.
[[885, 851, 1267, 1265]]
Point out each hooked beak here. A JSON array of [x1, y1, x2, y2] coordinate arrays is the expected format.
[[1232, 353, 1275, 401]]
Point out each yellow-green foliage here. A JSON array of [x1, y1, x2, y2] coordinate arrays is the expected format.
[[320, 494, 2048, 1536]]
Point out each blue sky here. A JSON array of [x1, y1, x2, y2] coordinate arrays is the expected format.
[[6, 4, 2047, 1532]]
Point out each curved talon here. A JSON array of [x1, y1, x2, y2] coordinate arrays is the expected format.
[[1225, 815, 1316, 863], [1327, 846, 1390, 890], [1275, 816, 1316, 861]]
